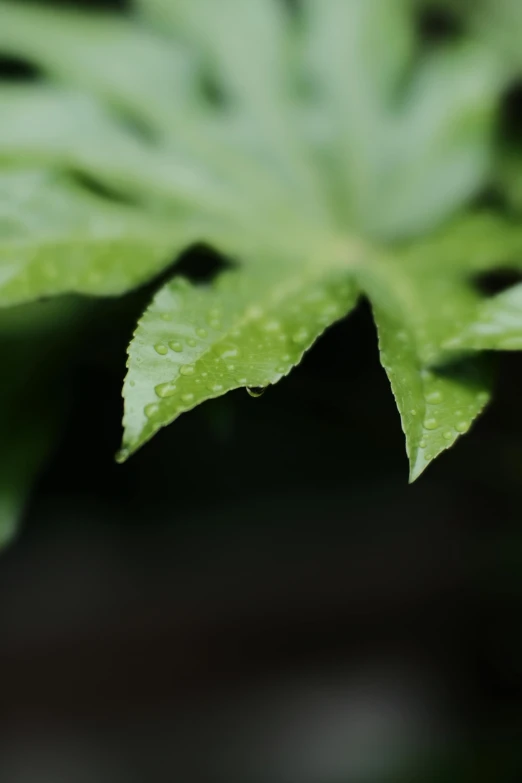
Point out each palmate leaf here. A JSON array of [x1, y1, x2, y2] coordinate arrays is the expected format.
[[123, 212, 522, 472], [0, 0, 521, 481], [124, 249, 484, 476]]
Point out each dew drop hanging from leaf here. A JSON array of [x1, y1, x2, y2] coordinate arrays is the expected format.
[[247, 387, 267, 399]]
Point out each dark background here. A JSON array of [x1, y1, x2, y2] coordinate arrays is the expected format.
[[1, 1, 522, 781]]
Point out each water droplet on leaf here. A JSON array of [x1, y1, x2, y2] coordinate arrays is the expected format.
[[180, 364, 195, 376], [169, 341, 183, 353], [426, 391, 443, 405], [292, 328, 309, 345], [155, 382, 177, 399], [247, 387, 267, 398], [246, 305, 263, 320], [221, 348, 239, 359], [154, 343, 168, 356]]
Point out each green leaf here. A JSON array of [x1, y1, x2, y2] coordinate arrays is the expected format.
[[0, 0, 517, 481], [301, 0, 414, 227], [408, 214, 522, 356], [0, 86, 254, 216], [358, 211, 522, 479], [499, 153, 522, 215], [0, 299, 80, 548], [140, 0, 290, 99], [0, 0, 196, 127], [0, 404, 58, 549], [0, 3, 328, 221], [467, 0, 522, 76], [120, 256, 360, 459], [397, 211, 522, 275], [0, 168, 193, 306], [370, 42, 501, 239], [359, 253, 492, 482], [446, 283, 522, 352], [302, 1, 501, 238], [123, 205, 518, 477]]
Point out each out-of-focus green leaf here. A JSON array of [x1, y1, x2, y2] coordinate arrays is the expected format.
[[370, 42, 500, 239], [499, 154, 522, 216], [0, 87, 257, 216], [467, 0, 522, 75], [0, 0, 503, 241], [0, 168, 199, 306], [0, 403, 58, 548], [0, 299, 80, 548], [302, 1, 501, 238], [446, 283, 522, 352], [301, 0, 413, 229], [0, 0, 196, 126], [397, 212, 522, 274]]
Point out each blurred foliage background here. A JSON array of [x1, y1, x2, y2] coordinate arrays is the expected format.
[[2, 1, 522, 781]]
